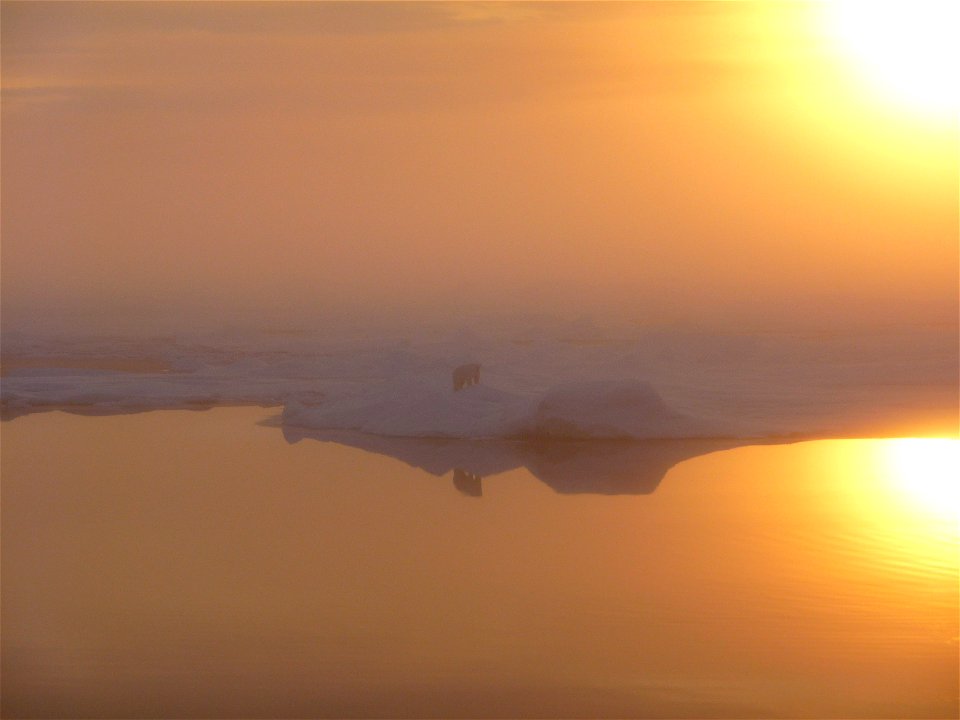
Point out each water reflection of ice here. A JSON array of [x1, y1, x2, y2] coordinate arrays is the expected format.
[[281, 425, 770, 496]]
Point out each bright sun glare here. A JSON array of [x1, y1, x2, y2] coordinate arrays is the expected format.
[[825, 0, 960, 116], [884, 439, 960, 520]]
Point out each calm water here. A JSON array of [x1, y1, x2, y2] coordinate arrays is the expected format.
[[2, 408, 957, 718]]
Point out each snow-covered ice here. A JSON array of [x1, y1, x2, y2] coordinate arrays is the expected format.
[[2, 319, 956, 439]]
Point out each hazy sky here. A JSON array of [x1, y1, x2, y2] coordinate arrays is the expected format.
[[2, 1, 957, 330]]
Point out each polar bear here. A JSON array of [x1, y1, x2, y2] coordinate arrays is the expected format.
[[452, 363, 481, 391]]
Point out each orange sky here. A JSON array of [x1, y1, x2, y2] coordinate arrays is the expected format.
[[2, 2, 957, 330]]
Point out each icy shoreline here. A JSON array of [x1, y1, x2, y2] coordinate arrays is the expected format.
[[282, 378, 717, 440]]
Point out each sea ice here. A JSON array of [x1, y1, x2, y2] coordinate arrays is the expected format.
[[2, 321, 956, 438]]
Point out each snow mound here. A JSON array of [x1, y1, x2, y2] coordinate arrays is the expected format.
[[516, 380, 712, 439]]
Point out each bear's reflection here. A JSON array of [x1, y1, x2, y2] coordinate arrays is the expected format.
[[452, 468, 483, 497], [281, 425, 775, 497]]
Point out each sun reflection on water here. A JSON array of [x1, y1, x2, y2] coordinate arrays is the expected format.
[[813, 437, 958, 590], [882, 438, 959, 522]]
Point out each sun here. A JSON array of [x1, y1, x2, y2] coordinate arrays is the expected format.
[[824, 0, 960, 117]]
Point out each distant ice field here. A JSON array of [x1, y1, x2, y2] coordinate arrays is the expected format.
[[2, 320, 956, 439]]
